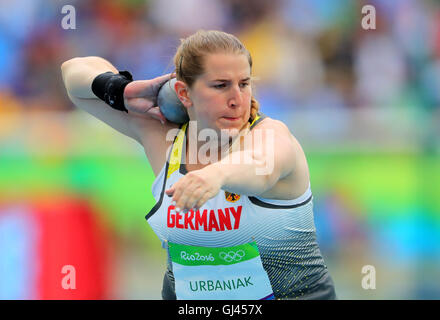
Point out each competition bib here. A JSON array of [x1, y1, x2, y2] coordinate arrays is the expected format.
[[168, 241, 274, 300]]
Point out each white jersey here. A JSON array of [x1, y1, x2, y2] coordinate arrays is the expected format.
[[146, 113, 332, 299]]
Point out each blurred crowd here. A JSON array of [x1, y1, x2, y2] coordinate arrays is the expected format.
[[1, 0, 440, 115]]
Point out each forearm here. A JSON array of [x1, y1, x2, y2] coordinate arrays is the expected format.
[[211, 150, 277, 196], [61, 56, 118, 99]]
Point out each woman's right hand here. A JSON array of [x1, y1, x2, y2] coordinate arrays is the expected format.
[[123, 73, 175, 124]]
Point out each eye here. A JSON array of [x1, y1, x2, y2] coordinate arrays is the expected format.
[[240, 82, 250, 88], [213, 83, 226, 89]]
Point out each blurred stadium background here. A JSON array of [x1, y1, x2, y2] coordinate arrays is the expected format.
[[0, 0, 439, 299]]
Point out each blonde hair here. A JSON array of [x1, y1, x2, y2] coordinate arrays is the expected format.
[[173, 30, 260, 124]]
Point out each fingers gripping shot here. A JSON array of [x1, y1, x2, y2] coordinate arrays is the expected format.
[[61, 30, 337, 300]]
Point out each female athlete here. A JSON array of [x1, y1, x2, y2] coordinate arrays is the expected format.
[[61, 30, 336, 300]]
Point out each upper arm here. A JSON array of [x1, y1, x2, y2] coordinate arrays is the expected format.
[[68, 94, 142, 143], [68, 94, 179, 175], [62, 56, 180, 176]]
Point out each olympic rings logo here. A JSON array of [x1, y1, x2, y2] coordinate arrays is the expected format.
[[219, 250, 245, 262]]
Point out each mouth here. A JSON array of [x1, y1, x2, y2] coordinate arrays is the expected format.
[[222, 116, 240, 121]]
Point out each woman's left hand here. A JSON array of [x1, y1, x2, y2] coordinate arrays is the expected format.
[[165, 165, 223, 213]]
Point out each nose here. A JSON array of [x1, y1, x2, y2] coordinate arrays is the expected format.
[[228, 85, 243, 108]]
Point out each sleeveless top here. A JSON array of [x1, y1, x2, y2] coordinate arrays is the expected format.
[[145, 113, 333, 299]]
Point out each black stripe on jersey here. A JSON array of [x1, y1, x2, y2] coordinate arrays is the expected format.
[[247, 194, 312, 209], [180, 162, 188, 175], [145, 123, 183, 220], [179, 128, 188, 175], [145, 160, 169, 220]]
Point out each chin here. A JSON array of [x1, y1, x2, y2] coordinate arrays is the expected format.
[[217, 118, 244, 133]]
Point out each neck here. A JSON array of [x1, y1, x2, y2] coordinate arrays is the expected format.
[[185, 122, 250, 166]]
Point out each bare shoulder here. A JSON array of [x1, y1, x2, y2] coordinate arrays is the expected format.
[[256, 117, 308, 167], [251, 117, 297, 147], [253, 117, 289, 133], [250, 116, 310, 200]]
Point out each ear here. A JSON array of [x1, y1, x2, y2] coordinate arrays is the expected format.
[[174, 80, 193, 108]]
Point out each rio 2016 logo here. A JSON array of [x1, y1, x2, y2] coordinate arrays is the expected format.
[[180, 251, 214, 262], [219, 250, 245, 262]]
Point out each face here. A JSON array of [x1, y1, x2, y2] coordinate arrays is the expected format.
[[177, 53, 252, 136]]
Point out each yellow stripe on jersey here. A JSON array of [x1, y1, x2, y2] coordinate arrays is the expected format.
[[249, 114, 261, 129], [167, 122, 187, 179]]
